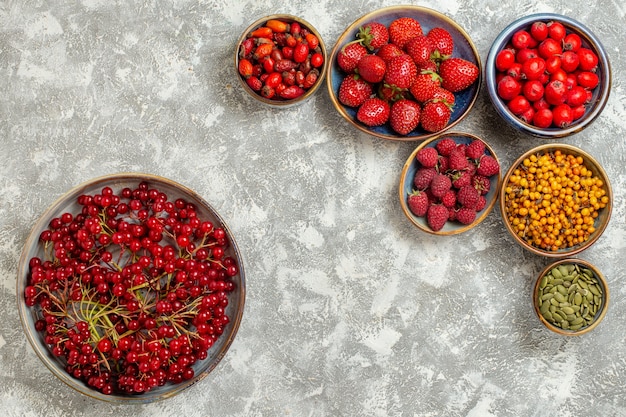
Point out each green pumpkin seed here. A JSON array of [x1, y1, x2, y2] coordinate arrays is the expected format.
[[574, 293, 583, 305]]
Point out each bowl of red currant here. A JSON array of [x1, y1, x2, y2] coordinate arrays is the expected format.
[[235, 14, 328, 108], [485, 13, 611, 138], [327, 5, 482, 141], [17, 173, 246, 402]]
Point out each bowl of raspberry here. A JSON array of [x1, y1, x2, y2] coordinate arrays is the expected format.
[[399, 132, 502, 235], [17, 173, 246, 402], [235, 14, 328, 108], [327, 5, 482, 141], [485, 13, 611, 138]]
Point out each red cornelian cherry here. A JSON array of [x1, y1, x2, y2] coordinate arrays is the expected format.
[[494, 19, 601, 130], [24, 181, 239, 396]]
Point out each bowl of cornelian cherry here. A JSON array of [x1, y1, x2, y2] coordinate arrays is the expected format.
[[485, 13, 611, 138]]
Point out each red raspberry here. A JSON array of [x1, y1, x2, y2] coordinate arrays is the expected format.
[[472, 175, 491, 195], [415, 147, 439, 168], [427, 204, 449, 231], [475, 195, 487, 212], [456, 185, 480, 209], [407, 190, 429, 217], [449, 148, 469, 171], [456, 207, 477, 225], [435, 137, 457, 156], [465, 140, 486, 160], [440, 189, 457, 208], [477, 155, 500, 176], [413, 167, 437, 190], [430, 173, 452, 198], [451, 170, 472, 189]]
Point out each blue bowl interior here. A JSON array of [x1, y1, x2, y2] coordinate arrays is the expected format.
[[329, 6, 481, 141], [485, 13, 611, 138]]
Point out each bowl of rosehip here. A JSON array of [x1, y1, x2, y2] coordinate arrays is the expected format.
[[486, 13, 611, 138], [399, 132, 502, 235], [236, 14, 328, 107], [17, 173, 246, 402], [327, 5, 482, 141]]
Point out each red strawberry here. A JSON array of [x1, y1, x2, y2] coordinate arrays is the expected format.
[[378, 84, 406, 102], [405, 35, 433, 67], [376, 43, 404, 62], [413, 167, 437, 190], [338, 74, 373, 107], [427, 204, 449, 231], [415, 146, 438, 168], [420, 100, 452, 133], [356, 22, 389, 50], [407, 190, 429, 217], [389, 17, 423, 49], [439, 57, 479, 93], [435, 137, 457, 156], [431, 86, 456, 105], [356, 97, 390, 126], [448, 148, 469, 171], [456, 184, 480, 209], [430, 173, 452, 198], [417, 59, 439, 73], [476, 155, 500, 176], [390, 99, 421, 135], [357, 54, 386, 83], [456, 207, 477, 225], [337, 43, 368, 73], [409, 71, 442, 103], [465, 139, 486, 160], [427, 27, 454, 57], [384, 54, 418, 89]]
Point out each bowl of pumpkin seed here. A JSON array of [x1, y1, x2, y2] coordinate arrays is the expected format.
[[533, 258, 609, 335]]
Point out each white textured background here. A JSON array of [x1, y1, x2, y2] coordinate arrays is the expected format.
[[2, 0, 626, 416]]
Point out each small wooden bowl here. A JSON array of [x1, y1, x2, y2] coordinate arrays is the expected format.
[[399, 132, 502, 235], [499, 143, 612, 257], [235, 14, 328, 108], [533, 258, 609, 336]]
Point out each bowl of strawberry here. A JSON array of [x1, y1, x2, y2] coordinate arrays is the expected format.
[[17, 173, 246, 402], [327, 5, 482, 141], [485, 13, 611, 138], [399, 133, 502, 235], [236, 14, 328, 107]]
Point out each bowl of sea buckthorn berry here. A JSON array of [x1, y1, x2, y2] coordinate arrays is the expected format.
[[236, 14, 328, 107], [486, 13, 611, 138], [18, 173, 246, 402], [500, 144, 612, 257]]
